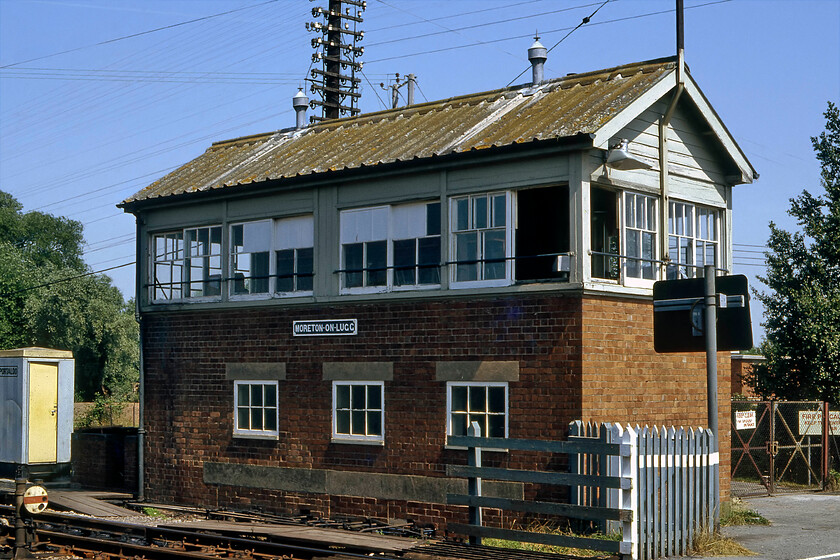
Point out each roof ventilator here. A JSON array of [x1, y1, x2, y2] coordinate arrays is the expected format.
[[528, 36, 547, 85], [293, 89, 309, 130]]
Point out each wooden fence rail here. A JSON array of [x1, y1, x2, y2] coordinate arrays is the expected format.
[[446, 421, 718, 560]]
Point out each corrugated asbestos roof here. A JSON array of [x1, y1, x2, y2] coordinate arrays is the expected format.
[[121, 58, 676, 207]]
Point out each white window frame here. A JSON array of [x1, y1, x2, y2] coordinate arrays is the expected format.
[[446, 381, 509, 441], [229, 215, 314, 301], [449, 191, 514, 289], [668, 201, 720, 279], [622, 192, 658, 287], [340, 201, 441, 294], [233, 380, 279, 439], [332, 380, 385, 444], [150, 225, 222, 303]]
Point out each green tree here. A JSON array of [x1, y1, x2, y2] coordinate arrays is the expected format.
[[752, 102, 840, 404], [0, 191, 138, 400]]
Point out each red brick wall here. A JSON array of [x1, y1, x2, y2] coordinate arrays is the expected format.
[[731, 356, 763, 399], [142, 294, 583, 521], [141, 291, 731, 523], [579, 296, 732, 499], [71, 429, 138, 492]]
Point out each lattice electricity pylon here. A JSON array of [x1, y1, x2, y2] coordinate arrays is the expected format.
[[306, 0, 365, 121]]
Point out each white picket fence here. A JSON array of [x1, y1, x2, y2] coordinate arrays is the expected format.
[[570, 421, 719, 559]]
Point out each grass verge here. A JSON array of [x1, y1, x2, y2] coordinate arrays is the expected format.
[[689, 527, 756, 557], [483, 521, 619, 558]]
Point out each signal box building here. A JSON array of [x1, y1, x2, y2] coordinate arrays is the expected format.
[[120, 55, 756, 525]]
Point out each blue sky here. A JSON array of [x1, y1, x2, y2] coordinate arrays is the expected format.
[[1, 0, 838, 342]]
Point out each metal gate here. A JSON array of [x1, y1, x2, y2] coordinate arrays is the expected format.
[[731, 401, 840, 497]]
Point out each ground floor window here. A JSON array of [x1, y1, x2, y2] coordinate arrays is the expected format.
[[446, 382, 508, 439], [332, 381, 384, 443], [233, 380, 278, 438]]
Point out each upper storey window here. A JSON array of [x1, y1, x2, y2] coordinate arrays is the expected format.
[[231, 215, 314, 299], [667, 202, 719, 279], [590, 188, 658, 286], [151, 226, 222, 302], [340, 201, 441, 293], [624, 192, 657, 284], [450, 192, 511, 287]]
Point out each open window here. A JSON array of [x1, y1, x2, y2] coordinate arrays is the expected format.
[[591, 187, 620, 280], [229, 215, 314, 299], [515, 186, 569, 282], [151, 225, 222, 302]]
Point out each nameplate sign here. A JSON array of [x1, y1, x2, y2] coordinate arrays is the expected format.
[[0, 366, 18, 377], [293, 319, 357, 337]]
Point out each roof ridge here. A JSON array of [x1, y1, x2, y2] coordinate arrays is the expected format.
[[205, 57, 680, 150]]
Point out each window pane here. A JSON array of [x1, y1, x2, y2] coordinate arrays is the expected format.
[[251, 385, 263, 406], [451, 413, 467, 436], [646, 197, 656, 231], [366, 240, 387, 286], [483, 230, 506, 280], [237, 384, 250, 406], [488, 415, 505, 438], [237, 408, 250, 430], [351, 410, 366, 434], [455, 198, 470, 231], [367, 411, 382, 436], [473, 196, 488, 229], [336, 410, 350, 434], [251, 408, 263, 430], [426, 202, 441, 236], [232, 253, 249, 294], [469, 386, 486, 412], [469, 414, 486, 435], [492, 194, 506, 227], [276, 249, 294, 292], [251, 251, 270, 293], [455, 232, 478, 281], [417, 237, 440, 284], [264, 386, 276, 407], [264, 409, 277, 431], [297, 247, 314, 291], [706, 242, 716, 266], [351, 384, 366, 408], [642, 232, 655, 280], [451, 386, 468, 412], [488, 386, 505, 412], [636, 196, 645, 229], [336, 385, 350, 409], [367, 385, 382, 409], [343, 243, 364, 288], [231, 224, 244, 248], [626, 230, 640, 278], [393, 238, 416, 286]]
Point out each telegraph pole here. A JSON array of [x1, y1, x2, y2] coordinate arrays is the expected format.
[[307, 0, 365, 121]]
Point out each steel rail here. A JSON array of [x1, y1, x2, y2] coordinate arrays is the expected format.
[[1, 507, 425, 560]]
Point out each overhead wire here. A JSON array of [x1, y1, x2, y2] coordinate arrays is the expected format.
[[0, 0, 282, 69], [367, 2, 608, 48], [0, 262, 136, 299], [373, 0, 521, 63], [2, 0, 741, 296], [506, 0, 613, 87], [365, 0, 731, 64]]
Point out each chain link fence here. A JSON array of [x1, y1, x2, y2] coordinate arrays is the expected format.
[[731, 400, 839, 497]]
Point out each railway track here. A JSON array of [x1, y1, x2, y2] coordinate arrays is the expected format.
[[0, 503, 606, 560], [0, 506, 423, 560]]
